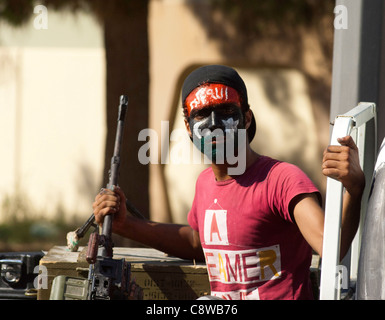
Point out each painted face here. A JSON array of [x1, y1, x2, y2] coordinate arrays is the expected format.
[[188, 104, 245, 163], [184, 83, 247, 164]]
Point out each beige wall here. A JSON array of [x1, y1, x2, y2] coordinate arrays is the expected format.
[[0, 12, 106, 222], [0, 1, 327, 224]]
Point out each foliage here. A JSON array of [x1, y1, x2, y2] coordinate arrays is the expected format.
[[0, 193, 85, 248], [211, 0, 335, 34], [0, 0, 333, 29], [0, 0, 148, 27], [0, 0, 35, 26]]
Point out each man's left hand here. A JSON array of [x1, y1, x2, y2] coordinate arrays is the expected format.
[[322, 135, 366, 197]]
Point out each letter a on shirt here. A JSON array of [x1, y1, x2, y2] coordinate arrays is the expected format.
[[204, 209, 229, 245]]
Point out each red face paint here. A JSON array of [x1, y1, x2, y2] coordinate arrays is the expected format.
[[184, 83, 242, 116]]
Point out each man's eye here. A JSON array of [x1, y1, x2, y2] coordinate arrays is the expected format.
[[221, 110, 234, 116], [192, 110, 211, 120], [191, 114, 205, 121]]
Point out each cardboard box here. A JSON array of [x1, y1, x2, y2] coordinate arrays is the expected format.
[[38, 246, 210, 300]]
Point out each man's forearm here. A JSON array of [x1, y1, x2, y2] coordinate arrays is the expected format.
[[113, 215, 205, 261]]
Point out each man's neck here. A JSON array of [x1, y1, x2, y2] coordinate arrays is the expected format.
[[211, 147, 260, 181]]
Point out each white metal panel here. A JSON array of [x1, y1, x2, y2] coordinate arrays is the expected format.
[[320, 116, 354, 300], [319, 103, 376, 300]]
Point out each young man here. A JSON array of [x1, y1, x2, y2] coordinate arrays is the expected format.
[[93, 65, 365, 299]]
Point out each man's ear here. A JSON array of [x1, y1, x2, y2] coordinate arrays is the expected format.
[[244, 109, 252, 130], [184, 118, 192, 138]]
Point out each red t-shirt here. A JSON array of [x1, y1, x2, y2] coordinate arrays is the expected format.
[[188, 156, 321, 300]]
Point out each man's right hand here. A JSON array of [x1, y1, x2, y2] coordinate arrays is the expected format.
[[92, 186, 127, 229]]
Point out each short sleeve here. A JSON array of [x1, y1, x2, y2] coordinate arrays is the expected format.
[[187, 179, 201, 232], [267, 162, 321, 223]]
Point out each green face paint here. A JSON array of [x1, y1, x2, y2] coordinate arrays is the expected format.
[[189, 105, 245, 163]]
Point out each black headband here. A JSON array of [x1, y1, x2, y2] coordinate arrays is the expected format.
[[182, 65, 248, 107]]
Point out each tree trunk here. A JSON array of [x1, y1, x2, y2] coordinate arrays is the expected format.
[[103, 1, 150, 228]]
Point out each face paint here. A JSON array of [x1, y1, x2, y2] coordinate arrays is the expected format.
[[189, 107, 245, 163]]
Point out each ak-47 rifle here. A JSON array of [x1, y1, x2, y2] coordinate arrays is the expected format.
[[87, 95, 128, 299], [66, 198, 144, 252], [65, 95, 146, 253], [51, 95, 143, 300], [87, 95, 144, 300]]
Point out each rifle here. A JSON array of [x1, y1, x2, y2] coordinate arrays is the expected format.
[[67, 183, 145, 252], [52, 95, 143, 300], [66, 198, 145, 252], [66, 94, 146, 253]]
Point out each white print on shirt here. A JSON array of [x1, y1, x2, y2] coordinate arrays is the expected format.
[[204, 209, 229, 245], [190, 86, 229, 111], [211, 288, 260, 300], [203, 245, 281, 285]]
